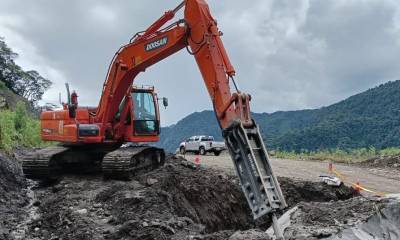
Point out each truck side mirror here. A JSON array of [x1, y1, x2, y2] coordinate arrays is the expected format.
[[162, 97, 168, 108]]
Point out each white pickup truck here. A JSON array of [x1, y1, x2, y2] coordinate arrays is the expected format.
[[179, 135, 226, 156]]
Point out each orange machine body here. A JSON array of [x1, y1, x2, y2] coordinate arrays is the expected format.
[[41, 86, 161, 145], [41, 0, 253, 147]]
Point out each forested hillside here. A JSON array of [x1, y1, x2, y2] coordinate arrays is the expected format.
[[0, 37, 52, 151], [158, 80, 400, 152]]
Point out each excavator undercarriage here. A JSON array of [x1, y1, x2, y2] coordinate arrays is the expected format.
[[22, 145, 165, 181]]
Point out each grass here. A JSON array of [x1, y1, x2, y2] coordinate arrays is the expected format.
[[0, 101, 51, 153], [269, 147, 400, 163], [0, 80, 5, 90]]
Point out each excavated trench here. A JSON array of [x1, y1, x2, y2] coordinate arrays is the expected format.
[[1, 153, 399, 240]]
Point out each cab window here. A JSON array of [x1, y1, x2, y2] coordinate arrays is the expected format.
[[201, 137, 211, 141], [132, 92, 158, 135]]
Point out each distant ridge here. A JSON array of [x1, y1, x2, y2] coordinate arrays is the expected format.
[[157, 80, 400, 152]]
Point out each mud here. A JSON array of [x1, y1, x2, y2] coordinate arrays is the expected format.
[[24, 156, 253, 240], [0, 152, 28, 239], [0, 153, 398, 240], [284, 197, 390, 239], [329, 201, 400, 240]]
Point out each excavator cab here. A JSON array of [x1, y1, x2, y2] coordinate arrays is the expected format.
[[131, 86, 160, 135], [114, 85, 163, 142]]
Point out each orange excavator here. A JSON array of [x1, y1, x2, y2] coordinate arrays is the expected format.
[[22, 0, 286, 238]]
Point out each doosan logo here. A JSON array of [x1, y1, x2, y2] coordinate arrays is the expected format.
[[145, 37, 168, 51]]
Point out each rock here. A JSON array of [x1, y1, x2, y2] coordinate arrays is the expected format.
[[75, 209, 88, 215], [229, 229, 271, 240], [51, 185, 63, 193], [34, 227, 40, 232], [0, 96, 8, 109], [62, 219, 72, 226], [107, 217, 116, 224], [142, 222, 149, 227], [93, 203, 102, 208], [149, 222, 176, 234], [146, 178, 158, 186]]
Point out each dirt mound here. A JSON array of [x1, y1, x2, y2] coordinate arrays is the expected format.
[[284, 197, 396, 239], [26, 157, 254, 240], [134, 159, 254, 232], [19, 155, 362, 240], [0, 152, 28, 239], [279, 177, 358, 207], [360, 155, 400, 169]]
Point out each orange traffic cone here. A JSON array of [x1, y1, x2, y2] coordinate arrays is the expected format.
[[354, 182, 361, 194], [328, 162, 333, 174], [195, 155, 201, 165]]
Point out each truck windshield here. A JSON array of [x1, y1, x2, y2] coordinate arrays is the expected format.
[[132, 92, 157, 134]]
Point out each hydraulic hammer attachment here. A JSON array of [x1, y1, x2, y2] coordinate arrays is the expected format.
[[223, 120, 287, 238]]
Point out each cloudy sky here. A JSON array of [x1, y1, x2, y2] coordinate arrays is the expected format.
[[1, 0, 400, 125]]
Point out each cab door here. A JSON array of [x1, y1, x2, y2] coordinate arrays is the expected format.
[[132, 91, 160, 136], [189, 136, 200, 151], [185, 137, 196, 151]]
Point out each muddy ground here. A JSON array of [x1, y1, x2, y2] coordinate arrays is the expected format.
[[0, 153, 399, 240], [0, 152, 28, 239]]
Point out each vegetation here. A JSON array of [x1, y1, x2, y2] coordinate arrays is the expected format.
[[0, 37, 52, 106], [159, 80, 400, 154], [0, 102, 49, 153], [0, 38, 53, 152], [270, 147, 400, 163], [269, 147, 400, 163], [0, 80, 5, 90]]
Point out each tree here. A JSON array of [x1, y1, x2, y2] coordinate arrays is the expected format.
[[0, 37, 52, 105], [0, 37, 21, 92], [14, 70, 52, 104]]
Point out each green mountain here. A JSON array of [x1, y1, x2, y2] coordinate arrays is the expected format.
[[158, 80, 400, 152]]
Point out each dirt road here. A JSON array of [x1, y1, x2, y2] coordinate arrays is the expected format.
[[184, 153, 400, 195]]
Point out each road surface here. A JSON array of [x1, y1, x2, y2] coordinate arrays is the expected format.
[[183, 153, 400, 195]]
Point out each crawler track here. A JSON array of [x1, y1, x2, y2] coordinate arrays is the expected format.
[[22, 146, 68, 180], [102, 146, 165, 180], [21, 145, 165, 181]]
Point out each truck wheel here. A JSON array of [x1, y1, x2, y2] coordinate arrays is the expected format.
[[199, 147, 206, 155], [213, 150, 221, 156], [180, 146, 186, 155]]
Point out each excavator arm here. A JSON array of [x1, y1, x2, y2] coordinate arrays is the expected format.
[[94, 0, 286, 237]]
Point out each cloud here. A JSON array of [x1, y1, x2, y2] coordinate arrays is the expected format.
[[1, 0, 400, 125]]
